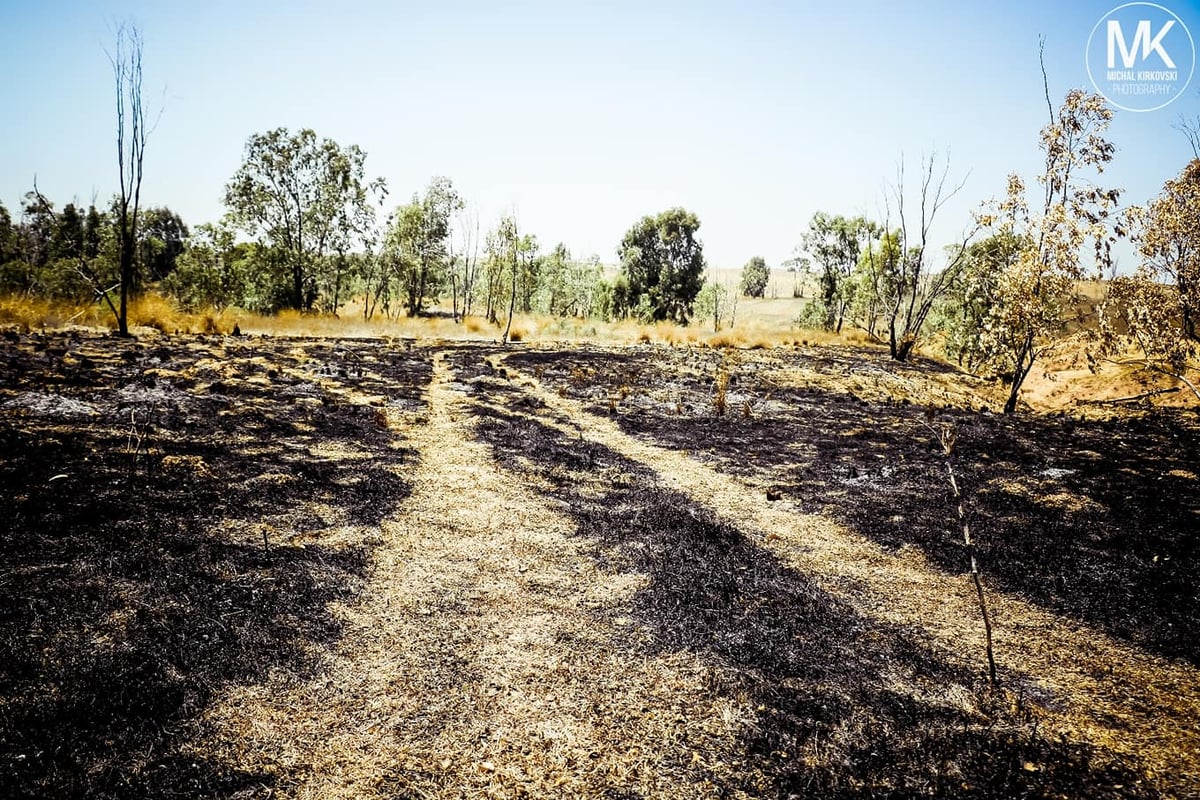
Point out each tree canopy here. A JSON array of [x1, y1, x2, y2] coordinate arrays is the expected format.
[[739, 256, 770, 298], [223, 127, 385, 310], [617, 208, 705, 324]]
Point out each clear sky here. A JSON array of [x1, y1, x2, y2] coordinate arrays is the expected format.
[[2, 0, 1199, 271]]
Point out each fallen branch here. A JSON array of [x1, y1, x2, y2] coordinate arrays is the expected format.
[[1081, 386, 1182, 405]]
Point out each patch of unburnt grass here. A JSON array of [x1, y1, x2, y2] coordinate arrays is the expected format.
[[510, 345, 1200, 668], [0, 332, 428, 798], [465, 386, 1155, 798]]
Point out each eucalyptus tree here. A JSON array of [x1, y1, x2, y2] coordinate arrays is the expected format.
[[375, 177, 463, 317], [1098, 158, 1200, 400], [224, 127, 385, 310], [739, 256, 770, 298], [617, 207, 705, 323], [872, 152, 974, 361], [799, 213, 873, 332], [977, 89, 1122, 413]]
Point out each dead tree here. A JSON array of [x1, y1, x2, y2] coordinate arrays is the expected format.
[[110, 22, 151, 337]]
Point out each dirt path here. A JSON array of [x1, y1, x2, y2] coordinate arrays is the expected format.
[[496, 352, 1200, 793], [195, 350, 752, 798]]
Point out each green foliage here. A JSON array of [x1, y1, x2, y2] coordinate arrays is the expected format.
[[933, 231, 1024, 371], [610, 274, 633, 320], [374, 178, 463, 317], [83, 205, 103, 260], [20, 192, 57, 268], [139, 207, 189, 281], [538, 243, 572, 315], [695, 280, 739, 331], [163, 222, 252, 311], [0, 203, 16, 266], [850, 228, 902, 339], [631, 292, 656, 324], [1096, 159, 1200, 398], [794, 297, 829, 329], [537, 245, 605, 317], [39, 258, 95, 301], [223, 127, 385, 310], [739, 256, 770, 298], [52, 203, 84, 262], [0, 260, 34, 295], [977, 90, 1121, 412], [694, 282, 724, 330], [617, 208, 705, 323], [798, 212, 874, 331], [592, 278, 616, 321], [478, 215, 539, 329]]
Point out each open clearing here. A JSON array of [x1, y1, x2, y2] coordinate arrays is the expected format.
[[2, 331, 1198, 798]]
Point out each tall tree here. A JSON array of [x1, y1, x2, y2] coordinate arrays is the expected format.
[[479, 215, 536, 338], [110, 22, 151, 336], [1096, 158, 1200, 400], [449, 203, 481, 321], [617, 208, 705, 324], [799, 213, 874, 332], [83, 204, 104, 260], [539, 243, 573, 315], [377, 177, 462, 317], [223, 127, 385, 310], [52, 203, 85, 261], [977, 88, 1121, 413], [20, 192, 56, 268]]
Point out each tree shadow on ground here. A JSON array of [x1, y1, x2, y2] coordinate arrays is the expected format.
[[461, 368, 1155, 799], [0, 333, 426, 799], [507, 345, 1200, 667]]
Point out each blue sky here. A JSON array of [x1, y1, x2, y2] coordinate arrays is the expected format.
[[2, 0, 1199, 270]]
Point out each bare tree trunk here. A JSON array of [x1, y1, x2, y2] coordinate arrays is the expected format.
[[1004, 334, 1036, 414], [502, 241, 518, 344], [110, 23, 150, 337]]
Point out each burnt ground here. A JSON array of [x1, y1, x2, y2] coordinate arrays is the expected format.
[[0, 331, 426, 798], [1, 332, 1198, 798], [505, 343, 1200, 667], [463, 394, 1152, 798]]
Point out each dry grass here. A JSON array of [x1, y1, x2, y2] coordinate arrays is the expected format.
[[491, 350, 1200, 797], [3, 330, 1196, 797], [192, 352, 763, 798], [0, 291, 883, 361], [712, 370, 730, 416], [0, 292, 238, 334]]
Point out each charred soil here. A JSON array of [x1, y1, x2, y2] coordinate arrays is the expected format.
[[1, 332, 1197, 798]]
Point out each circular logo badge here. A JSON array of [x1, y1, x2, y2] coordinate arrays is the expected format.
[[1087, 2, 1195, 112]]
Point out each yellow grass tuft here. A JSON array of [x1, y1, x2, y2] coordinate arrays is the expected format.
[[128, 293, 188, 333], [713, 368, 730, 416], [0, 294, 75, 329]]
